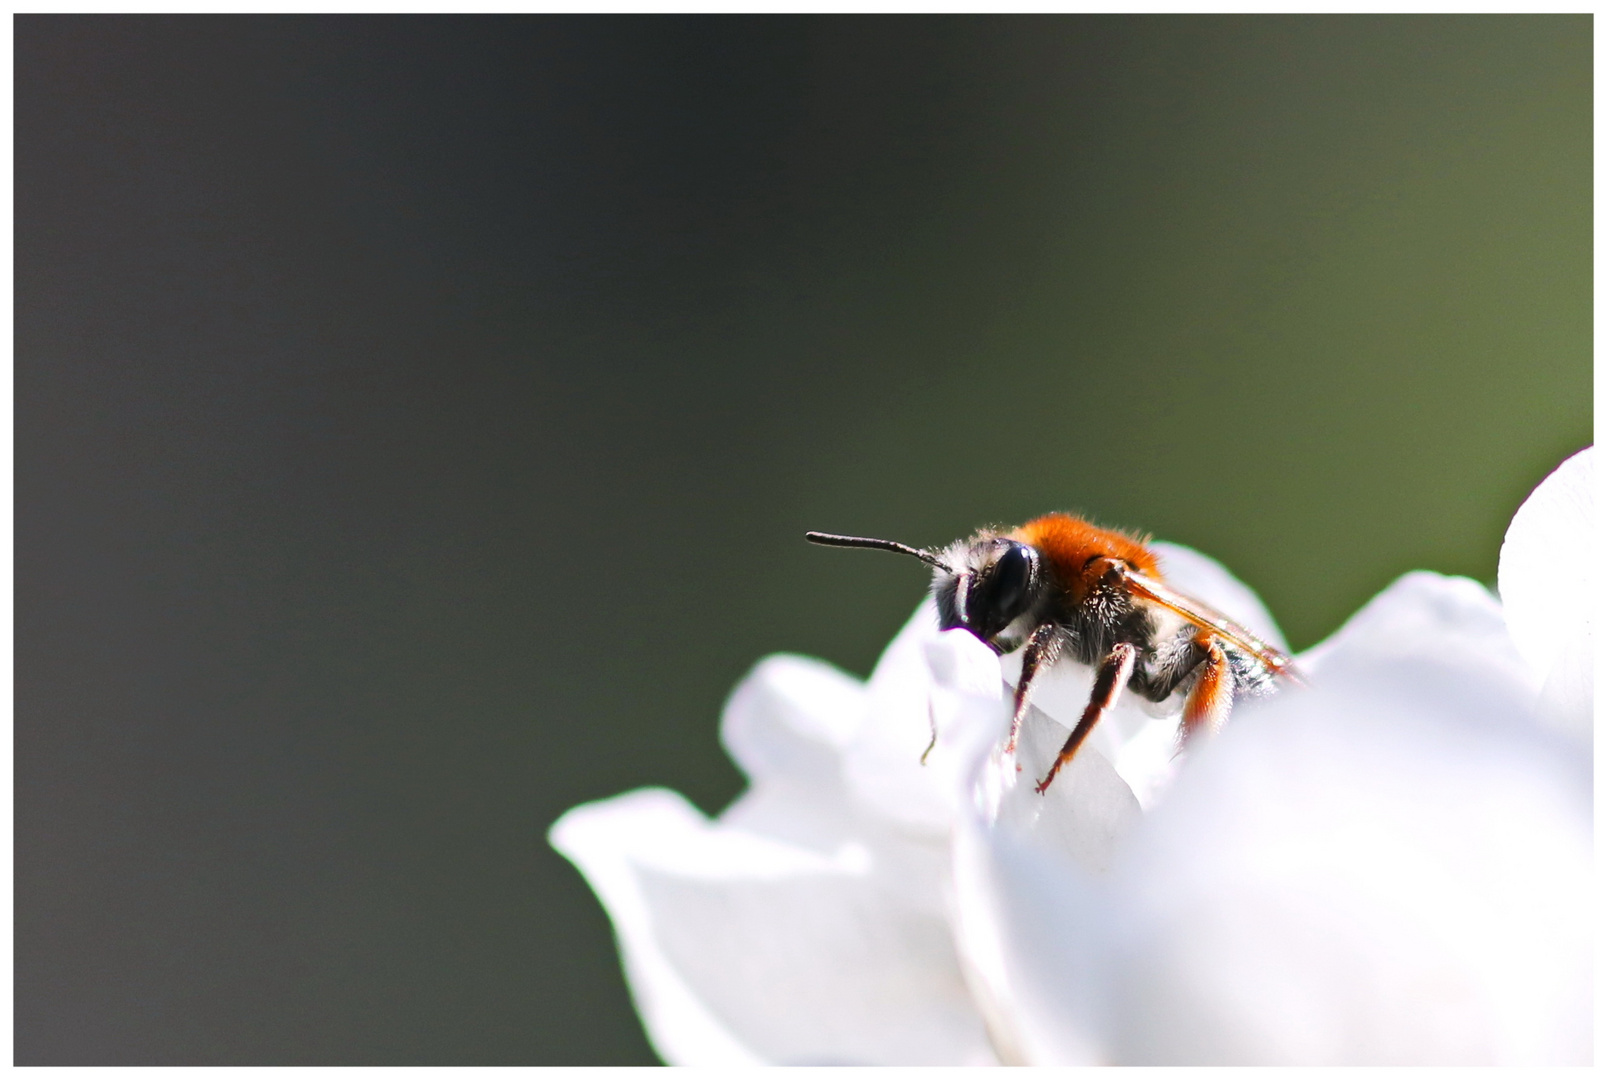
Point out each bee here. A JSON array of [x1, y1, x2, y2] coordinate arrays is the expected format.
[[806, 514, 1299, 794]]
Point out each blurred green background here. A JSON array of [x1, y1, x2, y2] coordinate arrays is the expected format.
[[16, 15, 1590, 1064]]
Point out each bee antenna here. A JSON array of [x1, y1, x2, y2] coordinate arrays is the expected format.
[[805, 531, 952, 572]]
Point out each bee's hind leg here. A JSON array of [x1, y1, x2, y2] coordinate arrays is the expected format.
[[1035, 642, 1138, 795], [1179, 633, 1233, 746]]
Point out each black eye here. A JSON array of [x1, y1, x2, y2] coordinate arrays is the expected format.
[[990, 542, 1032, 615]]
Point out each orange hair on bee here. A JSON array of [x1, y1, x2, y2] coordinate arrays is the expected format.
[[1012, 513, 1162, 599]]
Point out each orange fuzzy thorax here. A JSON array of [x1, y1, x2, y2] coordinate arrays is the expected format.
[[1011, 513, 1161, 600]]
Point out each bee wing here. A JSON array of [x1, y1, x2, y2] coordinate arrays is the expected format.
[[1120, 567, 1303, 683]]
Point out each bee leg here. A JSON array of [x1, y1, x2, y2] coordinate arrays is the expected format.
[[1180, 634, 1233, 745], [1005, 623, 1063, 757], [1035, 642, 1138, 795]]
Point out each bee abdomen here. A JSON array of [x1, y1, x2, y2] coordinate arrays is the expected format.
[[1224, 645, 1278, 696]]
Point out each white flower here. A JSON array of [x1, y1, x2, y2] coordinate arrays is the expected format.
[[551, 448, 1593, 1065], [1501, 445, 1595, 743]]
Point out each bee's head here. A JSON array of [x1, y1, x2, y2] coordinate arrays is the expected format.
[[932, 536, 1042, 647], [804, 529, 1042, 650]]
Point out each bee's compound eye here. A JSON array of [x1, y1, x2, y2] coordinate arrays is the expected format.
[[990, 542, 1032, 614]]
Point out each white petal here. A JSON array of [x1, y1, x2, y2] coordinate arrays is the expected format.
[[952, 572, 1591, 1064], [951, 813, 1106, 1065], [1008, 724, 1141, 869], [947, 711, 1142, 1064], [720, 653, 867, 787], [714, 654, 880, 856], [1297, 571, 1537, 727], [841, 600, 960, 835], [925, 625, 1007, 700], [1536, 631, 1593, 742], [912, 628, 1010, 822], [550, 787, 996, 1065], [1094, 672, 1591, 1064], [1499, 446, 1594, 740], [945, 669, 1144, 1064], [549, 789, 777, 1066]]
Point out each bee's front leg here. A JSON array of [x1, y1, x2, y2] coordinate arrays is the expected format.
[[1035, 641, 1138, 794], [1005, 623, 1063, 756]]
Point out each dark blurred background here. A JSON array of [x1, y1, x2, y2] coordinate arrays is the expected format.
[[14, 15, 1591, 1064]]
